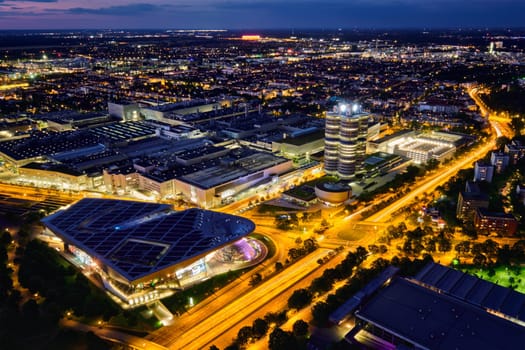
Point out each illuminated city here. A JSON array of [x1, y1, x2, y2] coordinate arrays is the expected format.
[[1, 3, 525, 350]]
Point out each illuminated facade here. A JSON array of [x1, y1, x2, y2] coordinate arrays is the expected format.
[[474, 208, 519, 236], [325, 104, 369, 180]]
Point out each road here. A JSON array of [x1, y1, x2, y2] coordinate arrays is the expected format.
[[203, 250, 349, 350], [365, 136, 496, 224], [145, 229, 287, 344], [0, 182, 83, 202], [60, 319, 167, 350], [148, 249, 333, 349]]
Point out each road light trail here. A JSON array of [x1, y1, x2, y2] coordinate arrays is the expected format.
[[365, 135, 495, 224], [162, 249, 330, 350]]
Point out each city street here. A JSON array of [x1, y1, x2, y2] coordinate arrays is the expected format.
[[148, 249, 334, 349]]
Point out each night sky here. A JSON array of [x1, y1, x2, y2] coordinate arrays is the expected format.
[[0, 0, 523, 30]]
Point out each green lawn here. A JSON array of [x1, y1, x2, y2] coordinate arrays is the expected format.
[[460, 265, 525, 294]]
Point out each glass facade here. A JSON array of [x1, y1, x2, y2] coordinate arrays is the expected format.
[[324, 104, 369, 180]]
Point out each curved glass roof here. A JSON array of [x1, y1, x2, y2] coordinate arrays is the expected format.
[[42, 198, 255, 282]]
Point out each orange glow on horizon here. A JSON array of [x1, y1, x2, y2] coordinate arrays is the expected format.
[[241, 35, 261, 41]]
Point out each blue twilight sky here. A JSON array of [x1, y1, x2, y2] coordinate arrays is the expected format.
[[0, 0, 523, 30]]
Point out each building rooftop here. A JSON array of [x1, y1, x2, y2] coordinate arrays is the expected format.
[[356, 277, 525, 350], [281, 129, 324, 146], [477, 208, 516, 220], [416, 262, 525, 322], [42, 198, 255, 282], [460, 191, 490, 201], [21, 161, 84, 177], [180, 151, 289, 189], [368, 129, 414, 145], [0, 130, 102, 161], [88, 121, 157, 142]]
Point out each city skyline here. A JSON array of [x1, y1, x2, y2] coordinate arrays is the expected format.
[[0, 0, 524, 30], [1, 23, 525, 349]]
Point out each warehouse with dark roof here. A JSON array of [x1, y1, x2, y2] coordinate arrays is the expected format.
[[344, 263, 525, 350]]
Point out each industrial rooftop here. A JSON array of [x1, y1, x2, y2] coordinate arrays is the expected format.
[[356, 277, 525, 350]]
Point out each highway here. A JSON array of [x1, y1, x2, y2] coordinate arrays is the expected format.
[[145, 230, 286, 344], [365, 135, 496, 224], [148, 249, 332, 349], [203, 249, 350, 350]]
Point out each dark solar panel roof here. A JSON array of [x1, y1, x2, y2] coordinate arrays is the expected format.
[[416, 262, 525, 324], [356, 278, 525, 350], [42, 198, 255, 282]]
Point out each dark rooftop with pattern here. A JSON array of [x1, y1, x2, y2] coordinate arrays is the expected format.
[[356, 277, 525, 350], [42, 198, 255, 282]]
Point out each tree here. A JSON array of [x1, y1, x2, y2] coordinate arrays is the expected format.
[[455, 241, 471, 256], [355, 246, 368, 262], [423, 237, 436, 253], [426, 158, 440, 171], [22, 299, 40, 323], [309, 276, 333, 295], [288, 289, 313, 310], [264, 311, 288, 326], [436, 233, 452, 252], [510, 118, 524, 135], [275, 215, 291, 230], [311, 302, 331, 326], [368, 244, 379, 254], [269, 328, 297, 350], [496, 136, 511, 149], [288, 248, 301, 261], [482, 239, 499, 257], [292, 320, 309, 338], [0, 231, 12, 246], [237, 326, 254, 345], [512, 240, 525, 260], [473, 253, 487, 266], [252, 318, 269, 339], [289, 213, 299, 227], [303, 238, 318, 253], [301, 212, 310, 223]]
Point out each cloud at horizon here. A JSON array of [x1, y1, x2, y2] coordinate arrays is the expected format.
[[0, 0, 523, 29]]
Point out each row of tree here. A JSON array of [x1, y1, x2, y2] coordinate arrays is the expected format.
[[310, 255, 432, 327], [218, 247, 370, 350]]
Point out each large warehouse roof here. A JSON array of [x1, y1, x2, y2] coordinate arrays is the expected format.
[[356, 277, 525, 350], [42, 198, 256, 282]]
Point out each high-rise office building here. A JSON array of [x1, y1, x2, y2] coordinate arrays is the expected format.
[[324, 104, 369, 180]]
